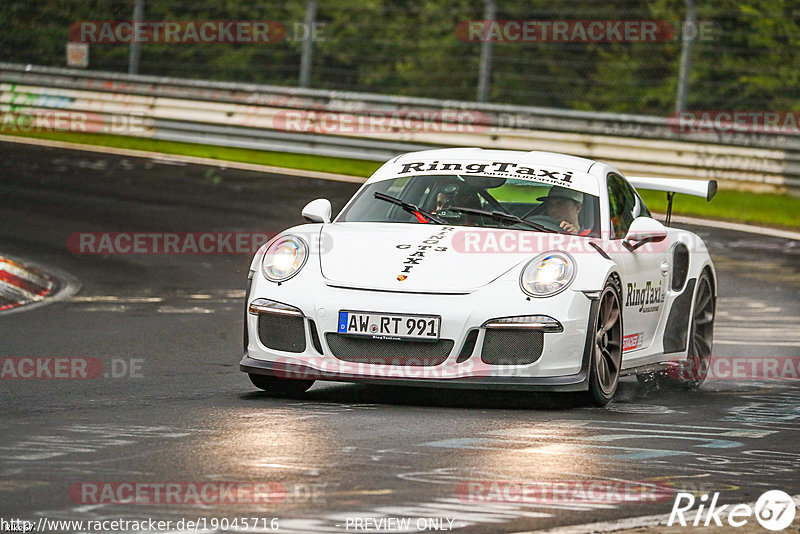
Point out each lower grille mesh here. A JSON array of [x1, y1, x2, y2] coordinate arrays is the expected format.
[[481, 330, 544, 365], [258, 315, 306, 353], [325, 334, 453, 366]]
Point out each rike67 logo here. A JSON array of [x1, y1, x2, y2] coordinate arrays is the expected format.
[[668, 490, 796, 531]]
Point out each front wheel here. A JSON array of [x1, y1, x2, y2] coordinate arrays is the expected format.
[[586, 279, 623, 406], [248, 373, 314, 396]]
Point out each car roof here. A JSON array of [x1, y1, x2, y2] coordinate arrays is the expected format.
[[390, 148, 598, 173]]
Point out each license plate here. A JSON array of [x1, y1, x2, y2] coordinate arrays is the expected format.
[[337, 311, 440, 341]]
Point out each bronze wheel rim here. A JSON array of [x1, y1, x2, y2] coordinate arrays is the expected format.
[[687, 275, 715, 383], [595, 286, 622, 394]]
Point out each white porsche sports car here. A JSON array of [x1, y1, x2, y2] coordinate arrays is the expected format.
[[240, 148, 717, 405]]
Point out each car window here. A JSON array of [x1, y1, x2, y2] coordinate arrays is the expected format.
[[607, 173, 650, 238], [338, 174, 601, 236]]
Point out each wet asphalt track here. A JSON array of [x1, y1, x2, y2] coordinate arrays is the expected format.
[[1, 141, 799, 533]]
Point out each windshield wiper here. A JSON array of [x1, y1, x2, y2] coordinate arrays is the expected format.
[[374, 192, 445, 224], [450, 206, 557, 233]]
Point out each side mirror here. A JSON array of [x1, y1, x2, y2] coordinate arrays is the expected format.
[[623, 217, 667, 252], [301, 199, 332, 223]]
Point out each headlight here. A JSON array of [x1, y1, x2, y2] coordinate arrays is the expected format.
[[520, 252, 576, 297], [262, 235, 308, 282]]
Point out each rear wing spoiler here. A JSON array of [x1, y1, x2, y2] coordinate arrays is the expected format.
[[627, 176, 718, 201], [627, 176, 717, 226]]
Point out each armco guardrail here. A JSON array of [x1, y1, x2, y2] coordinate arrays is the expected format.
[[1, 63, 799, 190]]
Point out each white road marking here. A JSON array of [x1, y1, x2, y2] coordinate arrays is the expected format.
[[65, 290, 245, 313], [70, 296, 165, 303], [157, 306, 215, 314]]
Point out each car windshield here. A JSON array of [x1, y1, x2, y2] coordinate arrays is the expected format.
[[338, 174, 601, 236]]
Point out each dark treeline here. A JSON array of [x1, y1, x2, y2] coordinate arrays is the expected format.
[[1, 0, 797, 115]]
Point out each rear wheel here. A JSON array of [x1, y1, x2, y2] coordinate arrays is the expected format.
[[637, 271, 715, 390], [675, 271, 715, 389], [586, 280, 623, 406], [248, 373, 314, 396]]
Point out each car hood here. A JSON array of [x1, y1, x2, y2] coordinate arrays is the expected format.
[[318, 223, 540, 293]]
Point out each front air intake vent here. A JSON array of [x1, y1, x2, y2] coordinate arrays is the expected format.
[[258, 315, 306, 353], [481, 330, 544, 365], [325, 334, 453, 366]]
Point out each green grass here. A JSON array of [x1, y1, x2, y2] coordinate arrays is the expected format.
[[4, 130, 798, 230], [492, 183, 800, 231], [638, 189, 800, 231], [3, 131, 382, 177], [491, 183, 550, 203]]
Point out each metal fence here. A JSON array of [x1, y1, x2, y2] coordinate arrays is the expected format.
[[1, 0, 796, 117], [2, 62, 799, 191]]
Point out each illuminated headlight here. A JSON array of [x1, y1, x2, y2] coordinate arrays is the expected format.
[[262, 235, 308, 282], [520, 252, 576, 297]]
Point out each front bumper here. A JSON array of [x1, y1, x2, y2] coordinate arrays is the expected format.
[[240, 353, 591, 392], [242, 274, 598, 392]]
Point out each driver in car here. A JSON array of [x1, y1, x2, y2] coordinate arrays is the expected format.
[[435, 185, 457, 212], [434, 184, 482, 225], [537, 188, 590, 235]]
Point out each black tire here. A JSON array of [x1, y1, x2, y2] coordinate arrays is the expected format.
[[586, 278, 624, 406], [248, 373, 314, 396], [673, 270, 716, 389]]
